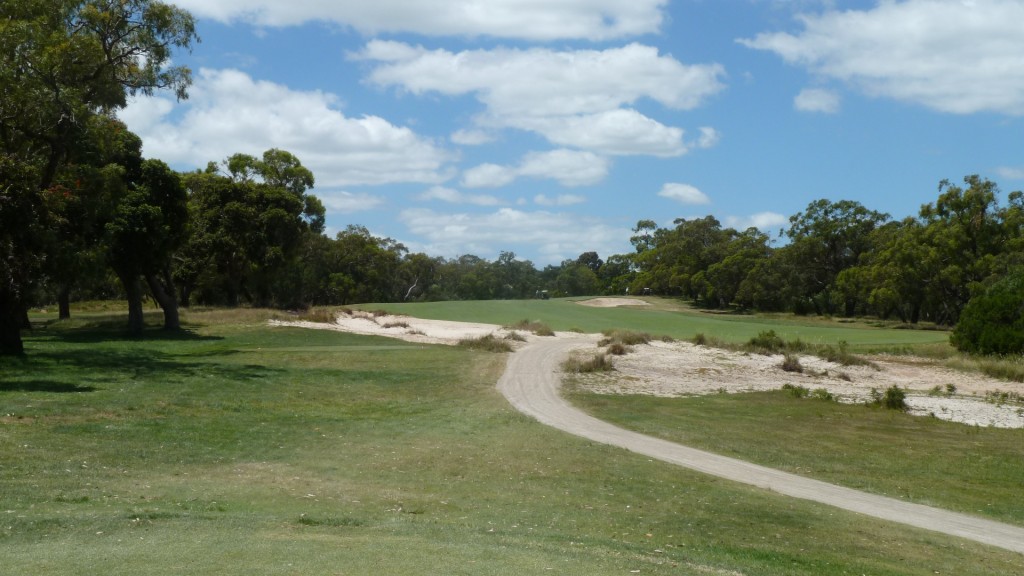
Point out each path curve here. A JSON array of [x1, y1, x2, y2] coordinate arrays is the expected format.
[[498, 336, 1024, 555]]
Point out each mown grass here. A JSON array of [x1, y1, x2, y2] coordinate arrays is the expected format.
[[356, 297, 951, 352], [3, 306, 1023, 574], [566, 387, 1024, 527]]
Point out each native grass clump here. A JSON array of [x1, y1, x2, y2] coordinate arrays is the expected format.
[[563, 352, 615, 373], [458, 333, 514, 353], [507, 319, 555, 336]]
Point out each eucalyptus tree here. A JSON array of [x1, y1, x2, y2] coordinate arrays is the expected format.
[[0, 0, 197, 352]]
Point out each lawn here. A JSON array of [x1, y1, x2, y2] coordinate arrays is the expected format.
[[358, 297, 950, 351], [2, 306, 1022, 574]]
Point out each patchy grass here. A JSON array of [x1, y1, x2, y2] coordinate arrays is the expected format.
[[5, 305, 1024, 574]]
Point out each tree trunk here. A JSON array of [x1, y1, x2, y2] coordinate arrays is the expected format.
[[145, 267, 180, 331], [58, 285, 71, 320], [120, 273, 145, 337], [0, 291, 25, 355]]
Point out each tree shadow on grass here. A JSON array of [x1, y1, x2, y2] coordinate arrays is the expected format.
[[0, 381, 97, 393], [2, 347, 280, 393]]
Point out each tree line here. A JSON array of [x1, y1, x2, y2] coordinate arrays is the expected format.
[[3, 1, 1023, 357]]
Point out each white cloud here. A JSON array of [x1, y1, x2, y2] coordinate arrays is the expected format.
[[319, 191, 386, 214], [658, 183, 711, 205], [418, 185, 504, 206], [172, 0, 667, 41], [119, 68, 454, 187], [724, 212, 788, 232], [462, 149, 610, 188], [695, 127, 721, 149], [534, 194, 587, 207], [461, 164, 518, 189], [740, 0, 1024, 115], [996, 166, 1024, 180], [399, 207, 630, 265], [451, 129, 495, 146], [794, 88, 840, 113], [359, 42, 725, 157]]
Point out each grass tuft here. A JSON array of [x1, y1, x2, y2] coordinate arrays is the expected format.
[[507, 319, 555, 336], [563, 353, 615, 373], [457, 333, 513, 352]]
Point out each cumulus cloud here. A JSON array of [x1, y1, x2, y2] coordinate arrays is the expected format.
[[534, 194, 587, 207], [724, 212, 788, 232], [119, 68, 454, 187], [658, 183, 711, 205], [359, 42, 725, 157], [319, 191, 386, 214], [399, 207, 630, 265], [739, 0, 1024, 115], [418, 186, 504, 206], [462, 149, 610, 188], [172, 0, 666, 41], [451, 129, 495, 146], [794, 88, 840, 113]]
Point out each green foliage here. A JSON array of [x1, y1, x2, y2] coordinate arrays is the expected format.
[[951, 270, 1024, 355], [869, 386, 908, 411], [782, 383, 809, 398], [746, 329, 788, 354]]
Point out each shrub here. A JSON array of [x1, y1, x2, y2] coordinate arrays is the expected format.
[[951, 270, 1024, 355], [780, 353, 803, 373], [747, 330, 787, 354], [870, 386, 908, 411], [605, 342, 630, 356], [600, 330, 651, 346], [782, 383, 809, 398], [508, 319, 555, 336], [563, 353, 615, 373], [458, 334, 513, 353]]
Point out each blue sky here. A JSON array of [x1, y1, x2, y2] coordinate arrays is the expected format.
[[121, 0, 1024, 266]]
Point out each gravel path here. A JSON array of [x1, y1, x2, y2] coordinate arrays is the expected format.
[[497, 336, 1024, 555]]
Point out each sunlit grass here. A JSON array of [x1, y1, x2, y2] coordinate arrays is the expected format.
[[2, 307, 1022, 574]]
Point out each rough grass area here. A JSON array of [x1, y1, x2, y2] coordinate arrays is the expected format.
[[458, 333, 514, 352], [567, 385, 1024, 528], [563, 352, 615, 373], [507, 319, 555, 336], [693, 330, 878, 369]]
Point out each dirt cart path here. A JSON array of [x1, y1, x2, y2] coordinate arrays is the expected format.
[[497, 336, 1024, 555]]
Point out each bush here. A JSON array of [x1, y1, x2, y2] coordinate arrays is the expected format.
[[458, 334, 513, 353], [782, 383, 809, 398], [870, 386, 908, 411], [508, 319, 555, 336], [599, 330, 651, 346], [563, 353, 615, 373], [747, 330, 787, 354], [780, 353, 803, 373], [951, 271, 1024, 355]]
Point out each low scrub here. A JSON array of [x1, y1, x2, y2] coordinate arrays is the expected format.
[[563, 353, 615, 373], [508, 319, 555, 336], [457, 334, 513, 353], [296, 307, 338, 324], [780, 353, 803, 373], [869, 386, 908, 411], [599, 329, 651, 347]]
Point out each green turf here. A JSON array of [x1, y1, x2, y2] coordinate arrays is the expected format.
[[357, 297, 950, 350], [567, 387, 1024, 526], [2, 307, 1022, 574]]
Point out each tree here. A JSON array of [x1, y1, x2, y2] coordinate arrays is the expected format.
[[0, 0, 197, 352], [951, 270, 1024, 355], [176, 151, 325, 307], [105, 159, 187, 334]]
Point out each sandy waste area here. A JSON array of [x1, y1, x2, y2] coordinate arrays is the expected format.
[[272, 299, 1024, 429]]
